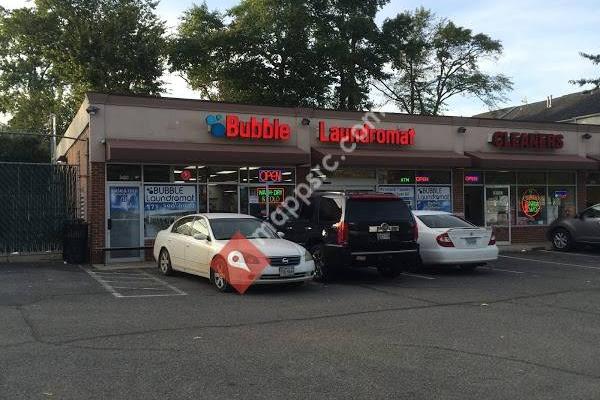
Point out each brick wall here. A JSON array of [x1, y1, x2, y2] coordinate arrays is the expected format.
[[452, 168, 464, 215], [89, 162, 106, 263], [510, 226, 547, 243], [64, 128, 89, 220]]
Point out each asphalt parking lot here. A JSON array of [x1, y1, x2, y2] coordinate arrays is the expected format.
[[2, 249, 600, 400]]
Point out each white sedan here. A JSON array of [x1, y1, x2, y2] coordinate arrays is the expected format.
[[413, 211, 498, 271], [153, 213, 315, 292]]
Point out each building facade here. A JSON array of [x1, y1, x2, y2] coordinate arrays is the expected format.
[[57, 93, 600, 263]]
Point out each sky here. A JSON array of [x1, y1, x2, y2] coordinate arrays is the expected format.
[[1, 0, 599, 117]]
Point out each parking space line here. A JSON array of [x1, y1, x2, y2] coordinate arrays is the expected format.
[[401, 272, 436, 280], [500, 255, 600, 271], [539, 250, 600, 259], [479, 266, 525, 274], [138, 271, 188, 295], [81, 267, 187, 298], [83, 268, 123, 298]]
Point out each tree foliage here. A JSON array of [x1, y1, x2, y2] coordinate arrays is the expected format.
[[0, 0, 166, 161], [373, 8, 512, 115], [169, 0, 389, 110], [570, 52, 600, 89]]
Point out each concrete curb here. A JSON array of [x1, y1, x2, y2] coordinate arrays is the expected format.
[[498, 242, 551, 253]]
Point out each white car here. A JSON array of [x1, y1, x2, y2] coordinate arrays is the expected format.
[[412, 211, 498, 271], [153, 213, 315, 292]]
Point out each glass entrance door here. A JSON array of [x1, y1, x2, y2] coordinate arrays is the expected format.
[[485, 186, 511, 243], [107, 184, 143, 262]]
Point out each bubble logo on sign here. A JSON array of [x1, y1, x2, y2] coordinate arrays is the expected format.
[[206, 114, 226, 137]]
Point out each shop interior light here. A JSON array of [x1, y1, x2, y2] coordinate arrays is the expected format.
[[173, 170, 183, 173], [310, 167, 321, 172], [282, 172, 292, 175], [224, 190, 237, 193], [185, 166, 195, 169], [197, 165, 206, 169], [209, 174, 217, 178], [216, 170, 237, 174], [248, 167, 259, 170]]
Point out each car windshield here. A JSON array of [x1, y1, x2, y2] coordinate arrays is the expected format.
[[209, 218, 278, 240], [346, 199, 411, 222], [417, 214, 474, 229]]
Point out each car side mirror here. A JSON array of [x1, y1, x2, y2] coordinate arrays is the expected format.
[[193, 233, 209, 241], [277, 231, 285, 238]]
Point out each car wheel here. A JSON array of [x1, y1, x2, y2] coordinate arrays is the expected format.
[[210, 257, 232, 293], [377, 265, 402, 278], [311, 245, 333, 282], [459, 264, 477, 272], [552, 228, 572, 251], [158, 249, 173, 276]]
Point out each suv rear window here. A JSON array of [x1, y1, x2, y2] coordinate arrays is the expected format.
[[346, 199, 411, 222], [417, 214, 473, 228]]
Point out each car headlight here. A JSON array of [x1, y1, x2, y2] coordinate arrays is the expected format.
[[304, 249, 313, 261]]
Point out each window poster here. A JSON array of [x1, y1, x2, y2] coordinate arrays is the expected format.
[[416, 186, 452, 212], [377, 186, 415, 209], [144, 185, 197, 237]]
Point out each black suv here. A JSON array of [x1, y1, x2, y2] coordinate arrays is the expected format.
[[280, 192, 419, 281]]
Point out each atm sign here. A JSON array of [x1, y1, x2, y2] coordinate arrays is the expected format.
[[258, 169, 283, 183]]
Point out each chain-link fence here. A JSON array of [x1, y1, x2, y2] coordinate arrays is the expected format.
[[0, 162, 78, 255]]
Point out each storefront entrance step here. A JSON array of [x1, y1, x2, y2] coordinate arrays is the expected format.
[[92, 262, 155, 271], [497, 242, 551, 253]]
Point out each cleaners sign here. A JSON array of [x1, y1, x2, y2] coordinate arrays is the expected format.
[[144, 185, 197, 212]]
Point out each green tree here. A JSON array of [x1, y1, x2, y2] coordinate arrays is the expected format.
[[0, 0, 166, 162], [570, 52, 600, 89], [311, 0, 388, 110], [373, 8, 512, 115], [170, 1, 331, 107]]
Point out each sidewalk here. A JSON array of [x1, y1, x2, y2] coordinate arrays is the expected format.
[[92, 261, 155, 271], [497, 242, 550, 253]]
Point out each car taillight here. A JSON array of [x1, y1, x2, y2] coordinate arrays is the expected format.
[[488, 232, 496, 246], [412, 222, 418, 241], [436, 232, 455, 247], [336, 222, 348, 245]]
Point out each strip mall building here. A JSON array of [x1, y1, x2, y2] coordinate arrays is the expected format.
[[57, 93, 600, 263]]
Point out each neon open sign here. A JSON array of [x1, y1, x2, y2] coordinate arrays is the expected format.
[[258, 169, 283, 183]]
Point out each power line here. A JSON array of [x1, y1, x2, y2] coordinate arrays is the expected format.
[[0, 130, 87, 142]]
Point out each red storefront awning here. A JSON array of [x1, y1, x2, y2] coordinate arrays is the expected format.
[[311, 147, 471, 168], [466, 152, 598, 170], [106, 139, 310, 165]]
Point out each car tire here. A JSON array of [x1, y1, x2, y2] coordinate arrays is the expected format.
[[158, 249, 173, 276], [459, 264, 478, 272], [551, 228, 573, 251], [377, 265, 402, 278], [311, 245, 334, 283], [210, 257, 232, 293]]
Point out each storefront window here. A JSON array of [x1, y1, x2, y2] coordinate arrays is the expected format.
[[547, 187, 576, 222], [518, 172, 546, 185], [587, 172, 600, 185], [208, 166, 239, 183], [208, 184, 238, 212], [143, 165, 170, 182], [107, 164, 141, 181], [416, 186, 452, 212], [548, 172, 575, 185], [516, 186, 546, 225], [377, 186, 415, 209], [587, 187, 600, 208], [247, 167, 296, 184], [143, 184, 198, 238], [485, 171, 515, 185], [198, 185, 207, 213], [464, 171, 483, 185], [379, 170, 414, 185], [415, 170, 451, 185]]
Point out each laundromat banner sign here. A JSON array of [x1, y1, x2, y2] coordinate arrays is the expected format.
[[416, 187, 452, 212], [144, 185, 197, 213], [318, 121, 415, 146]]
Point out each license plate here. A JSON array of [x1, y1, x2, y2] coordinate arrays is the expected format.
[[279, 265, 295, 277], [465, 238, 477, 246], [377, 232, 390, 240]]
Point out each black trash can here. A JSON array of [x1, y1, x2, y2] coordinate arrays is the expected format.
[[63, 221, 88, 264]]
